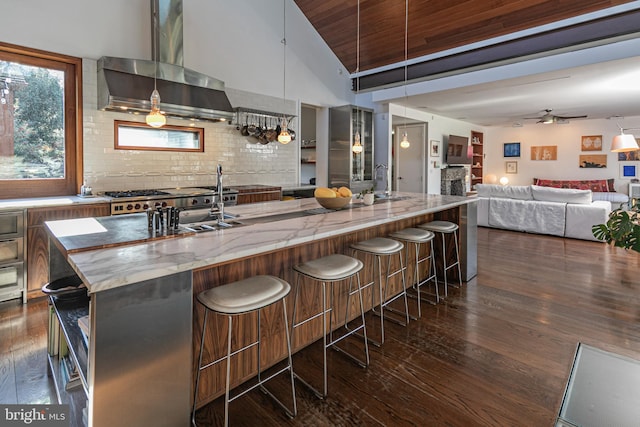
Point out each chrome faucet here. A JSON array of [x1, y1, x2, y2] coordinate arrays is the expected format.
[[211, 164, 224, 223], [375, 164, 389, 195]]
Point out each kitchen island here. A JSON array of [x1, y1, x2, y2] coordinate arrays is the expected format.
[[46, 193, 476, 426]]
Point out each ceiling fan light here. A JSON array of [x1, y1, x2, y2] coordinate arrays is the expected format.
[[611, 133, 639, 152]]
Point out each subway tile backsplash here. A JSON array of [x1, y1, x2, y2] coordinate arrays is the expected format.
[[82, 59, 298, 192]]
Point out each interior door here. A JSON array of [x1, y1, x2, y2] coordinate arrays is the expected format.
[[395, 123, 426, 193]]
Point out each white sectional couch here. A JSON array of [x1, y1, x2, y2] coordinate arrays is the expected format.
[[476, 184, 612, 241]]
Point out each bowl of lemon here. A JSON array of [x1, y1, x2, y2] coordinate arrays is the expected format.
[[314, 186, 352, 209]]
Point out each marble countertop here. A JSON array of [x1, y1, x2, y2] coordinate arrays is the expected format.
[[49, 193, 474, 294], [0, 195, 109, 210]]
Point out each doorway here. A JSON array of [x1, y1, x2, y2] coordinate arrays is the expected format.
[[394, 123, 426, 193]]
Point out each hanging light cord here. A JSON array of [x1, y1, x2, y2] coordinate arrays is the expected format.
[[282, 0, 287, 123], [277, 0, 292, 143], [356, 0, 360, 138], [403, 0, 408, 134]]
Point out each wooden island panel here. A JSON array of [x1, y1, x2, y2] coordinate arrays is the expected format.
[[192, 207, 460, 407], [26, 203, 110, 298]]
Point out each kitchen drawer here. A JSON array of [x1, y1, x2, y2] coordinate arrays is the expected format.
[[0, 262, 25, 302], [0, 238, 24, 263], [0, 210, 25, 239]]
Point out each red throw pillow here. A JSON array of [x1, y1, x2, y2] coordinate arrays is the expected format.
[[533, 178, 614, 192]]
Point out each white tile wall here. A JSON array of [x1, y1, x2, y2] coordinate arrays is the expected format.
[[82, 59, 299, 192]]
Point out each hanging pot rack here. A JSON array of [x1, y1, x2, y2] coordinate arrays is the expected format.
[[233, 107, 296, 126]]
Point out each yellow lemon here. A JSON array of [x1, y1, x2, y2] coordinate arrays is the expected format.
[[338, 187, 352, 198], [314, 187, 336, 198]]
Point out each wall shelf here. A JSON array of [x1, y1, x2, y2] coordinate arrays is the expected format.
[[471, 131, 484, 187]]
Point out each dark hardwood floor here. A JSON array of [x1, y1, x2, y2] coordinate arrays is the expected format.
[[2, 227, 639, 426]]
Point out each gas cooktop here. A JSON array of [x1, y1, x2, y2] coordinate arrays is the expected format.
[[104, 189, 170, 198]]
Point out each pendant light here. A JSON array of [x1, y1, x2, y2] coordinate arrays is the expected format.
[[611, 126, 640, 152], [146, 6, 166, 128], [352, 0, 363, 154], [399, 0, 410, 149], [278, 0, 292, 144]]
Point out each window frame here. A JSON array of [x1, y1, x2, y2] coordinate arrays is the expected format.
[[0, 42, 82, 199]]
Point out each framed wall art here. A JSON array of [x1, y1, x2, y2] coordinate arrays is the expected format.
[[579, 154, 607, 168], [581, 135, 602, 151], [531, 145, 557, 160], [503, 142, 520, 158], [620, 163, 638, 179], [505, 161, 517, 174], [430, 140, 440, 157], [618, 148, 640, 161]]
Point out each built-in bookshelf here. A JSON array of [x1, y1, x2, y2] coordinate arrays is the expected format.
[[471, 131, 484, 188]]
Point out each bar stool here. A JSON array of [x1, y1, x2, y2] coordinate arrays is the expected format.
[[192, 275, 296, 427], [350, 237, 409, 346], [291, 254, 369, 399], [389, 227, 439, 317], [418, 220, 462, 298]]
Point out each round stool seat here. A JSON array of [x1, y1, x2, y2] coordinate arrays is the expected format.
[[350, 237, 404, 255], [390, 228, 435, 243], [419, 220, 458, 233], [294, 254, 363, 281], [197, 275, 290, 314]]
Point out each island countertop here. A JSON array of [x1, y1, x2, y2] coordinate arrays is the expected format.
[[46, 192, 474, 294]]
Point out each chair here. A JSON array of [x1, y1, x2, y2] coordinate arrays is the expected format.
[[291, 254, 369, 399], [350, 237, 409, 346], [389, 227, 439, 316], [418, 220, 462, 297], [192, 275, 296, 426]]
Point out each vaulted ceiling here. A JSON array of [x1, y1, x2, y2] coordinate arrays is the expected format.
[[295, 0, 635, 74], [295, 0, 640, 127]]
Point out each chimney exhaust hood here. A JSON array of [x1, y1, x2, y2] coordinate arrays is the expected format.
[[97, 0, 234, 122]]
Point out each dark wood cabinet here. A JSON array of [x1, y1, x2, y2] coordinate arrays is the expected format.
[[26, 203, 110, 299], [234, 186, 282, 205]]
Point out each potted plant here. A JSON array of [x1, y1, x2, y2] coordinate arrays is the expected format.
[[592, 200, 640, 252], [358, 187, 375, 205]]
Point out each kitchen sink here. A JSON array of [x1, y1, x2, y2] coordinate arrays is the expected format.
[[179, 220, 245, 233]]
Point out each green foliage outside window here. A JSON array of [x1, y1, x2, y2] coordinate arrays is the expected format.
[[1, 61, 64, 179]]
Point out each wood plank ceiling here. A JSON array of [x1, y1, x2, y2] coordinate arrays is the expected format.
[[294, 0, 636, 74]]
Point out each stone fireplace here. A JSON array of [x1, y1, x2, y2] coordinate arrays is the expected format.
[[441, 166, 466, 196]]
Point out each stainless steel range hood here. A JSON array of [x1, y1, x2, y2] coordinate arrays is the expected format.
[[97, 0, 234, 122]]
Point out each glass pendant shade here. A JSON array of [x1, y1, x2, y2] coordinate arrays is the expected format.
[[611, 133, 639, 152], [352, 132, 363, 153], [146, 89, 166, 128], [278, 119, 291, 144], [400, 132, 410, 149]]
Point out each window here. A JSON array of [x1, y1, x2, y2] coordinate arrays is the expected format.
[[115, 121, 204, 152], [0, 42, 81, 199]]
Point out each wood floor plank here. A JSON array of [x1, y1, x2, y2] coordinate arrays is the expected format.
[[2, 227, 640, 426]]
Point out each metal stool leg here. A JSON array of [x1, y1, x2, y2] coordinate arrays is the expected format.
[[192, 309, 208, 427], [224, 315, 233, 427]]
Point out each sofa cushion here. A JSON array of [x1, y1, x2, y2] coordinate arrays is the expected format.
[[592, 192, 629, 204], [533, 178, 615, 192], [475, 184, 533, 200], [488, 198, 566, 236], [531, 185, 592, 204]]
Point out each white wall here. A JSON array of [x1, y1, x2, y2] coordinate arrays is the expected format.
[[1, 0, 352, 191], [484, 117, 640, 193], [380, 103, 486, 194]]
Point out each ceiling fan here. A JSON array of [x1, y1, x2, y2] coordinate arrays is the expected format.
[[524, 109, 587, 124]]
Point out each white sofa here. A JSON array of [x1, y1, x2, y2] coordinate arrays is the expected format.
[[475, 184, 612, 241]]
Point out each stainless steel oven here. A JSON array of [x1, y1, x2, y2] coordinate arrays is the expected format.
[[105, 187, 238, 215]]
